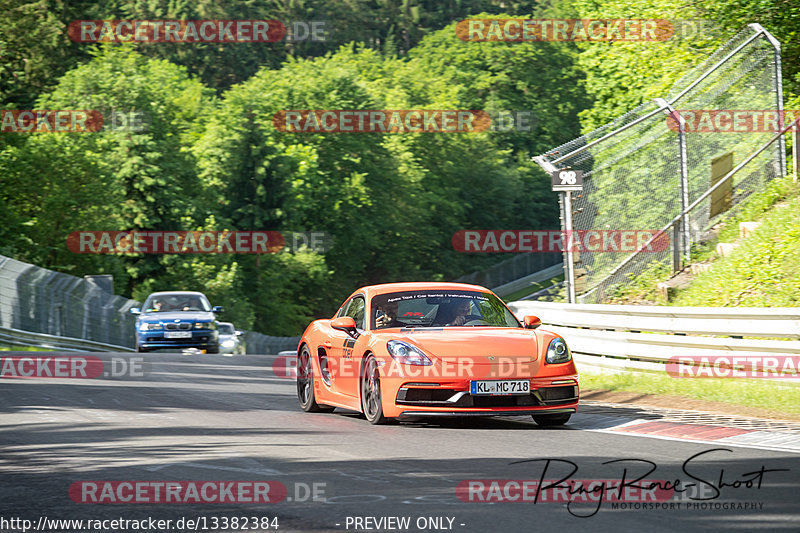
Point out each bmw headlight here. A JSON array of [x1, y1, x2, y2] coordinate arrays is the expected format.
[[139, 323, 160, 331], [546, 337, 571, 364], [387, 340, 432, 366], [193, 322, 215, 330]]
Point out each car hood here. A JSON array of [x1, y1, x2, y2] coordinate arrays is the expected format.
[[384, 327, 540, 363], [139, 311, 215, 322]]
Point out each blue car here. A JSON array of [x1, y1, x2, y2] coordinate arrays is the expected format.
[[130, 291, 223, 353]]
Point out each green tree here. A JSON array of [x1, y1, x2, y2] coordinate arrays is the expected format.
[[0, 0, 94, 108]]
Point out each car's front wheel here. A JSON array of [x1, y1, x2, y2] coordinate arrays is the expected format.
[[297, 345, 335, 413], [360, 355, 388, 424], [532, 413, 571, 427]]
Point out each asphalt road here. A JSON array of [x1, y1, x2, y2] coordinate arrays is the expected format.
[[0, 351, 798, 533]]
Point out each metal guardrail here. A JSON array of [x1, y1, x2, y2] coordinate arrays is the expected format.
[[455, 251, 561, 292], [1, 253, 302, 355], [0, 324, 299, 355], [509, 301, 800, 338], [508, 301, 800, 381], [0, 326, 135, 352], [242, 332, 300, 355], [491, 262, 563, 298]]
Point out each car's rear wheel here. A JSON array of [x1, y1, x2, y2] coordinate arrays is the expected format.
[[297, 345, 335, 413], [361, 355, 388, 424], [532, 413, 571, 427]]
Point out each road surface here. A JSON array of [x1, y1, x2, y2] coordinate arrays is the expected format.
[[0, 351, 798, 532]]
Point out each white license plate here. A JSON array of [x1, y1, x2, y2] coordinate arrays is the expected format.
[[470, 379, 530, 395], [165, 331, 192, 339]]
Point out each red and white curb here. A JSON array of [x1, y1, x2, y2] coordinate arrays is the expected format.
[[577, 415, 800, 454]]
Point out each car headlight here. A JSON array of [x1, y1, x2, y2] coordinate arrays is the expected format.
[[221, 339, 235, 348], [387, 340, 432, 366], [193, 322, 215, 330], [139, 323, 160, 331], [546, 337, 571, 364]]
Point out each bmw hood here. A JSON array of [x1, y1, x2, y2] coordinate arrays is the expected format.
[[139, 311, 215, 322]]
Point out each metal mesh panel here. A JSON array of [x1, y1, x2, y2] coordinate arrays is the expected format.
[[455, 252, 561, 288], [0, 253, 296, 354], [0, 255, 138, 346], [535, 25, 784, 302], [242, 332, 300, 355]]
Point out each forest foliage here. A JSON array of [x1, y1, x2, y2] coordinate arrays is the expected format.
[[1, 0, 796, 334]]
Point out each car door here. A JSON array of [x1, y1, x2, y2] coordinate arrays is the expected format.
[[328, 295, 366, 398]]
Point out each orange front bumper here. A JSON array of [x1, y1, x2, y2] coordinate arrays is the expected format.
[[379, 373, 580, 418]]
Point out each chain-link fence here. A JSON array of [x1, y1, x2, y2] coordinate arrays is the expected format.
[[518, 279, 566, 302], [0, 254, 137, 346], [455, 251, 561, 290], [534, 24, 786, 303], [243, 332, 299, 355], [0, 253, 299, 353]]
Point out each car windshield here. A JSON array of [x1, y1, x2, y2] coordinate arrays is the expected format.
[[218, 324, 234, 335], [142, 293, 211, 313], [371, 290, 520, 330]]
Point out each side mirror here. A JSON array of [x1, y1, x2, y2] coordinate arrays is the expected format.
[[130, 308, 141, 315], [212, 306, 224, 314], [523, 315, 541, 329], [235, 330, 244, 337], [331, 316, 358, 337]]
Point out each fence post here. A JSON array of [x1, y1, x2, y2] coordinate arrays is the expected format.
[[678, 110, 691, 261], [534, 154, 576, 303], [55, 304, 63, 337], [656, 98, 690, 263], [751, 24, 787, 177], [793, 120, 799, 182], [563, 191, 576, 304]]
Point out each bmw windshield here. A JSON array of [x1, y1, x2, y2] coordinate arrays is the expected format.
[[142, 293, 211, 313], [371, 290, 521, 330], [218, 324, 235, 335]]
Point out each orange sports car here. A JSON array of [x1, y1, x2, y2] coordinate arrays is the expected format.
[[296, 282, 579, 425]]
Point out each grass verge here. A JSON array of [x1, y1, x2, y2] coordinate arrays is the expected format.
[[502, 273, 565, 302], [672, 181, 800, 306], [581, 370, 800, 416], [0, 344, 51, 352], [604, 176, 800, 304]]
